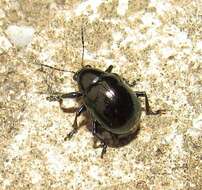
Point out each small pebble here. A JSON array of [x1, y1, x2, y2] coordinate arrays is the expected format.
[[5, 25, 35, 48]]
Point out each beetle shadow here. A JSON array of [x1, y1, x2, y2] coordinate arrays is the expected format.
[[60, 106, 78, 113], [59, 106, 89, 130]]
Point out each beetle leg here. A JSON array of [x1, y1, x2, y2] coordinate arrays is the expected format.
[[105, 65, 113, 73], [122, 78, 136, 87], [64, 105, 86, 140], [92, 121, 108, 158], [135, 91, 166, 115], [47, 92, 82, 102]]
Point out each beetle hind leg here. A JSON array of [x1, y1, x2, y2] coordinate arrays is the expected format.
[[135, 91, 166, 115], [64, 104, 86, 140], [92, 121, 108, 158]]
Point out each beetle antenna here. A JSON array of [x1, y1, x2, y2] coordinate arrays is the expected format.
[[81, 25, 85, 67], [33, 62, 75, 74]]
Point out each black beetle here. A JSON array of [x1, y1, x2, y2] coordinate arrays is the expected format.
[[37, 27, 165, 158]]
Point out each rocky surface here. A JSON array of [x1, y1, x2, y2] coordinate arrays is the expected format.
[[0, 0, 201, 189]]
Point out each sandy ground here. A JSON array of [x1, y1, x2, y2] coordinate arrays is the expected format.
[[0, 0, 201, 189]]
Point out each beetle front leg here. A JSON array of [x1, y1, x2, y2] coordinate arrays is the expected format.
[[135, 91, 166, 115], [122, 78, 137, 87], [92, 121, 108, 158], [64, 104, 86, 140], [47, 92, 82, 102]]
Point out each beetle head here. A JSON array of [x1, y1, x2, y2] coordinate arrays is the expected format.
[[74, 66, 102, 92]]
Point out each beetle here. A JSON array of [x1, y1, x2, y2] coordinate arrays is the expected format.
[[36, 27, 165, 158]]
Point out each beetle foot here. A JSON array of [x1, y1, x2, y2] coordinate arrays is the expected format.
[[147, 109, 166, 115], [46, 95, 62, 102], [100, 142, 107, 158], [122, 78, 137, 87], [64, 129, 77, 140]]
